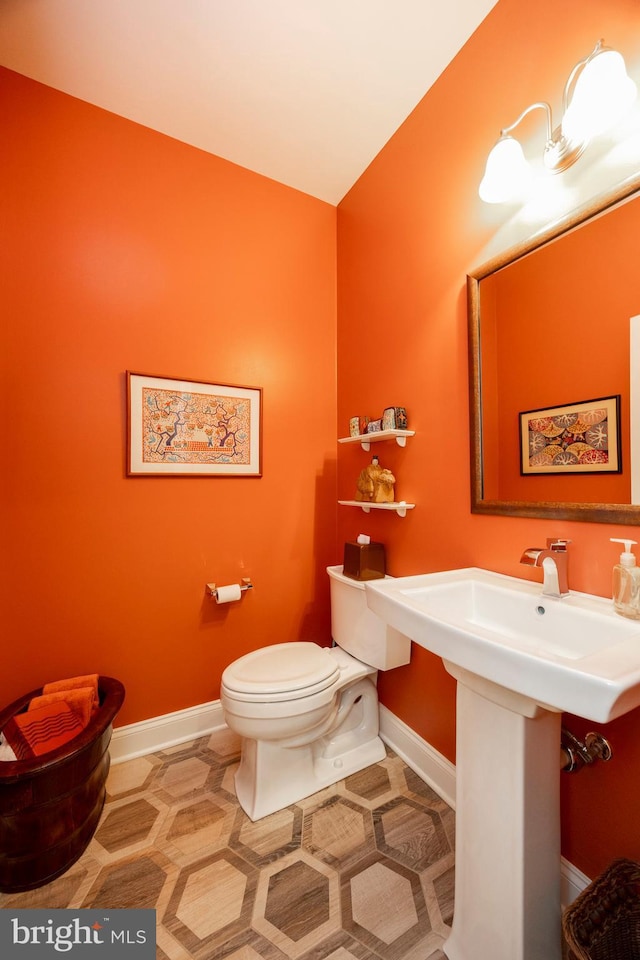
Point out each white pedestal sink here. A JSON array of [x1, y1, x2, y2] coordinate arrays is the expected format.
[[365, 567, 640, 960]]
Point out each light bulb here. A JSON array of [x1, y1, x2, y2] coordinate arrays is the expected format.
[[563, 49, 637, 143], [479, 136, 533, 204]]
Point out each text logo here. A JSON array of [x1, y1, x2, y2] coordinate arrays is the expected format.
[[0, 910, 155, 957]]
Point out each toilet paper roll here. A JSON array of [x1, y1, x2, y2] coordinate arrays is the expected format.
[[215, 583, 243, 604]]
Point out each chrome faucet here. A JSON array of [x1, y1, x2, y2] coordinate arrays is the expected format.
[[520, 538, 571, 598]]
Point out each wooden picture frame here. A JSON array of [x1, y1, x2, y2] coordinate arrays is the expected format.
[[519, 395, 621, 476], [127, 372, 262, 477]]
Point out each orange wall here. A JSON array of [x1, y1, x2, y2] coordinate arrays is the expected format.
[[0, 67, 338, 727], [337, 0, 640, 878]]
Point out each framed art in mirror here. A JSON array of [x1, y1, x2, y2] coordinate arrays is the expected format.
[[519, 395, 621, 477]]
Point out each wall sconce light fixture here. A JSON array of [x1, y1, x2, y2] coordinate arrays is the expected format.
[[479, 40, 637, 204]]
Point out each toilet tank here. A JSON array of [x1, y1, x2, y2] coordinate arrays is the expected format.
[[327, 565, 411, 671]]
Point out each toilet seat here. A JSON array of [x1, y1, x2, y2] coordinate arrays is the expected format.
[[221, 642, 341, 703]]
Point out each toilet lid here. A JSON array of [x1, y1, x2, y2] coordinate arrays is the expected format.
[[222, 642, 340, 702]]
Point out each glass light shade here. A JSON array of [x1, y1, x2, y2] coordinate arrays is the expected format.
[[478, 136, 532, 204], [562, 49, 637, 143]]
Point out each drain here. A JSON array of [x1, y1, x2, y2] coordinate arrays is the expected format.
[[535, 604, 546, 616]]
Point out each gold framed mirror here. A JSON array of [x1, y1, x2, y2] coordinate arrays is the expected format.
[[468, 174, 640, 523]]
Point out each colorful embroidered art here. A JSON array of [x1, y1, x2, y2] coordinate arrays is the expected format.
[[519, 396, 621, 475], [127, 373, 262, 476], [142, 386, 250, 465]]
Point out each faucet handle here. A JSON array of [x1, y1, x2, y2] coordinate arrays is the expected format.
[[547, 538, 571, 551]]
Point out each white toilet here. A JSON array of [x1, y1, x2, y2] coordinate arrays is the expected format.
[[220, 564, 411, 820]]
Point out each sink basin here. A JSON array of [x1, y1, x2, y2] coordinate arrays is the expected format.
[[365, 567, 640, 722]]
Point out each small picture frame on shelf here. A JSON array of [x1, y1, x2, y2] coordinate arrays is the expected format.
[[382, 406, 408, 431]]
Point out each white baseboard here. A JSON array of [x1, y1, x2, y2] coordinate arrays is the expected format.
[[379, 703, 457, 809], [109, 699, 224, 763], [560, 857, 591, 906], [109, 698, 589, 904]]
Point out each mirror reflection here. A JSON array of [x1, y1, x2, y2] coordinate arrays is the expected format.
[[468, 177, 640, 523]]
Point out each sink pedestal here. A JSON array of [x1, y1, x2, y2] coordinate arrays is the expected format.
[[443, 664, 562, 960]]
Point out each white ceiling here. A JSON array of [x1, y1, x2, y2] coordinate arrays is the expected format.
[[0, 0, 497, 204]]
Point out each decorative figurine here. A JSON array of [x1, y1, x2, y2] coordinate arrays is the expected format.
[[355, 455, 396, 504]]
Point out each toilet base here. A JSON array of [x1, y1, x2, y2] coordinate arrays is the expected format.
[[233, 677, 386, 820]]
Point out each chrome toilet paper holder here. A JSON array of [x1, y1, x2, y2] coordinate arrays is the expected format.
[[206, 578, 253, 600]]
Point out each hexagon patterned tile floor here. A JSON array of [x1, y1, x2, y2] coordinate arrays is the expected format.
[[0, 732, 455, 959]]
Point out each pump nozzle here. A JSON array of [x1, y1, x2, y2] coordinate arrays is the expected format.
[[611, 538, 638, 566]]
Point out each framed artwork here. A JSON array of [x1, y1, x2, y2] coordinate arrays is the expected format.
[[127, 372, 262, 477], [519, 395, 621, 476]]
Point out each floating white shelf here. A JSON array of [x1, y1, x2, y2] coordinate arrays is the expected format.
[[338, 428, 415, 451], [338, 500, 415, 519]]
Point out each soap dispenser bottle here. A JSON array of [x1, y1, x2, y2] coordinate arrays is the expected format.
[[610, 538, 640, 619]]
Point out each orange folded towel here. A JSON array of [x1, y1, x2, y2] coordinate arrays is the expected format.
[[43, 674, 99, 701], [2, 702, 84, 760], [29, 687, 95, 727]]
